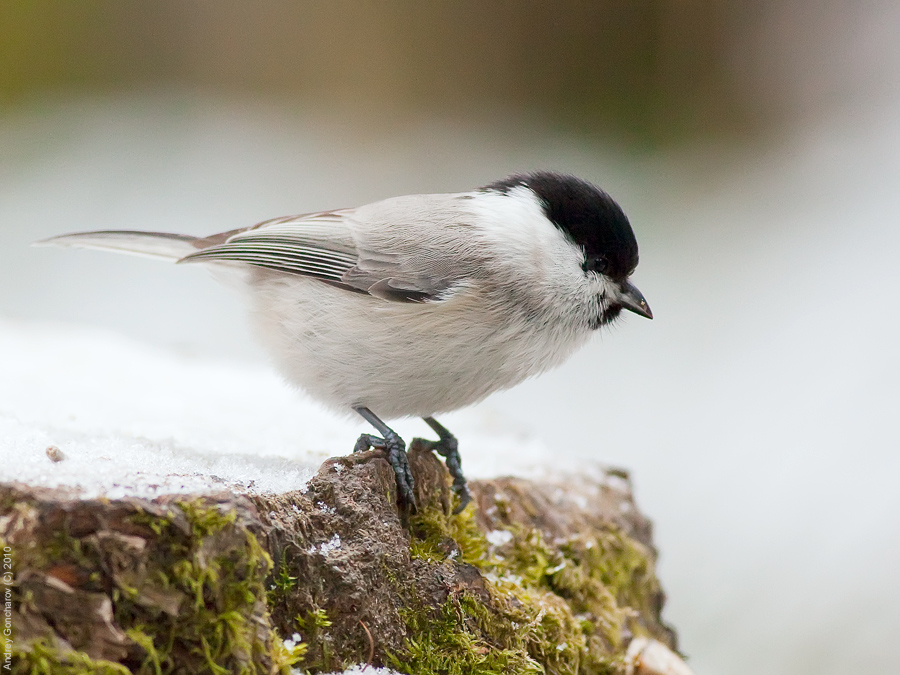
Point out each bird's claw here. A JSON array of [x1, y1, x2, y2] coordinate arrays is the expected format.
[[419, 433, 472, 514], [354, 431, 417, 512], [353, 433, 384, 453]]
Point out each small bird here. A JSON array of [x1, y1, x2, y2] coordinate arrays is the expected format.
[[37, 171, 651, 512]]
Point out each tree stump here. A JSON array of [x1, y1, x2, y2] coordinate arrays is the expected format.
[[3, 442, 685, 674]]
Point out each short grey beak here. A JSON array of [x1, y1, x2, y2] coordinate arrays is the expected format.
[[619, 281, 653, 319]]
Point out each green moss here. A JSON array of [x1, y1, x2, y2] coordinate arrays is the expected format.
[[115, 498, 288, 674], [11, 497, 297, 675], [552, 531, 662, 644], [409, 500, 487, 566], [16, 517, 100, 578], [293, 608, 335, 672], [178, 499, 238, 537], [399, 500, 659, 674], [128, 507, 175, 537], [12, 639, 131, 675], [388, 593, 543, 675], [266, 555, 300, 607], [296, 608, 332, 633], [126, 628, 164, 675]]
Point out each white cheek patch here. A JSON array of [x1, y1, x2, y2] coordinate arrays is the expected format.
[[467, 186, 619, 332], [471, 186, 585, 276], [469, 187, 554, 250]]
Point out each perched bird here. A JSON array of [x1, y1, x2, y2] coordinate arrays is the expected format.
[[37, 171, 652, 512]]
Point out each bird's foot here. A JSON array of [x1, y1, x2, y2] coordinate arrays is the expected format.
[[354, 431, 417, 512], [419, 417, 472, 514]]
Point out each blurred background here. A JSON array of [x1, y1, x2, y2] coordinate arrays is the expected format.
[[2, 2, 899, 673]]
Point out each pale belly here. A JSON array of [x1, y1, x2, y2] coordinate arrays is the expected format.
[[248, 275, 591, 419]]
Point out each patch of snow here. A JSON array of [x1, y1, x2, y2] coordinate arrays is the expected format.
[[485, 529, 513, 548], [569, 494, 588, 510], [317, 501, 336, 515], [604, 475, 631, 494], [545, 562, 566, 575], [0, 318, 560, 499], [310, 534, 342, 557], [282, 632, 303, 651]]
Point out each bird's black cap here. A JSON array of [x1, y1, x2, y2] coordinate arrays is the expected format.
[[484, 171, 639, 282]]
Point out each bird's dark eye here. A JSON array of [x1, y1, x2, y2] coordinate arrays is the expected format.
[[583, 255, 608, 274]]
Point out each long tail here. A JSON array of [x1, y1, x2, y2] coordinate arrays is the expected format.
[[33, 230, 202, 261]]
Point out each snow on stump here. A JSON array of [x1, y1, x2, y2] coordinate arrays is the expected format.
[[2, 443, 686, 674]]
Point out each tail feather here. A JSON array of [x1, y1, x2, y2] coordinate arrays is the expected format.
[[34, 230, 200, 261]]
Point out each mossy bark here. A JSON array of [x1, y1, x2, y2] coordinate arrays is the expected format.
[[2, 444, 678, 674]]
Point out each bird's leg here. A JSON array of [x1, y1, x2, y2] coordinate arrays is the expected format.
[[353, 406, 416, 512], [420, 416, 472, 513]]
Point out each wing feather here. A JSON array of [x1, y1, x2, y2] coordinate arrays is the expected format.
[[178, 211, 360, 283], [178, 195, 476, 302]]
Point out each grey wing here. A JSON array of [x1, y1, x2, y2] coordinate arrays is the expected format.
[[180, 211, 361, 287], [178, 204, 464, 302], [341, 194, 476, 301]]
